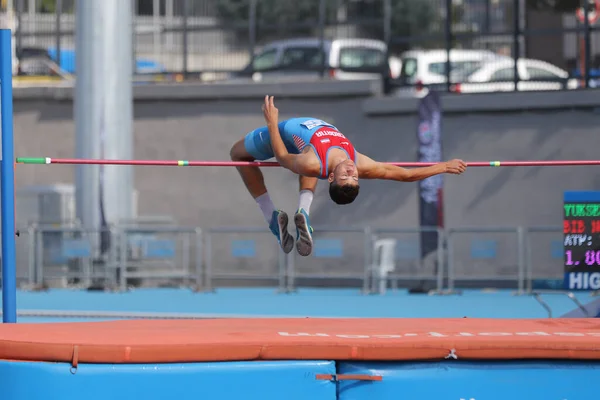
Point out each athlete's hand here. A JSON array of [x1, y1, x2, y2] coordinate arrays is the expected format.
[[262, 95, 279, 126], [444, 159, 467, 174]]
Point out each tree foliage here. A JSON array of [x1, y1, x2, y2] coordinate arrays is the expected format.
[[376, 0, 437, 39], [215, 0, 320, 29], [215, 0, 437, 41], [39, 0, 75, 13]]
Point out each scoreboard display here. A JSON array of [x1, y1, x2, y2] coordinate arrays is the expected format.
[[564, 191, 600, 290]]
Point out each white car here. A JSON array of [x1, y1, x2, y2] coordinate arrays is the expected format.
[[230, 38, 392, 82], [451, 58, 579, 93], [394, 49, 509, 96]]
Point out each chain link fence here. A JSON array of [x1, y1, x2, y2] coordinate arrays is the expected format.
[[3, 0, 598, 92]]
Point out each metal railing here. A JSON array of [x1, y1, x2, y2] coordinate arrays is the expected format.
[[446, 227, 526, 294], [7, 222, 585, 297], [117, 226, 202, 291], [7, 0, 598, 92], [204, 227, 287, 292], [31, 224, 118, 288], [15, 225, 34, 285], [525, 226, 564, 293], [286, 226, 372, 293], [19, 223, 202, 291]]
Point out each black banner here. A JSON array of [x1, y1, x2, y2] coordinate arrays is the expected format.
[[99, 104, 110, 256], [417, 91, 444, 264]]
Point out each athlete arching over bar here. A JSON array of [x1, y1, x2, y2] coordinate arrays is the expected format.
[[230, 96, 467, 257]]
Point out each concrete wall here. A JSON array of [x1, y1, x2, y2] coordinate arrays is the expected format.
[[11, 81, 600, 284]]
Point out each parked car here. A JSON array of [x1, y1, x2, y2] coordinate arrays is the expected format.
[[229, 38, 392, 82], [570, 67, 600, 88], [450, 58, 579, 93], [394, 48, 509, 93]]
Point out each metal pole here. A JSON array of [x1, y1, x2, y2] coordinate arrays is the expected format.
[[132, 0, 137, 75], [382, 0, 392, 95], [248, 0, 257, 62], [278, 246, 286, 293], [0, 29, 17, 323], [15, 0, 22, 56], [5, 0, 16, 75], [512, 0, 519, 91], [103, 0, 134, 229], [194, 228, 203, 290], [362, 227, 372, 294], [75, 0, 102, 251], [447, 231, 455, 292], [119, 230, 127, 291], [525, 227, 533, 293], [583, 0, 591, 88], [436, 228, 444, 292], [26, 0, 33, 46], [204, 232, 212, 292], [55, 0, 62, 69], [166, 0, 173, 49], [182, 0, 189, 76], [445, 0, 452, 91], [153, 0, 159, 62], [383, 0, 392, 43], [517, 227, 525, 295], [75, 0, 134, 251], [318, 0, 326, 78], [35, 228, 42, 285], [5, 0, 12, 19], [27, 226, 35, 285], [484, 0, 491, 33], [285, 242, 295, 292]]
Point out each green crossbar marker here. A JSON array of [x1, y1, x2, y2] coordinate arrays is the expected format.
[[16, 157, 48, 164]]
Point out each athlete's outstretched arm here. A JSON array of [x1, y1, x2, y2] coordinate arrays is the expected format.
[[357, 153, 466, 181]]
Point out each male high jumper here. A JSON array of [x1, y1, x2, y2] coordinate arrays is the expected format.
[[230, 96, 467, 257]]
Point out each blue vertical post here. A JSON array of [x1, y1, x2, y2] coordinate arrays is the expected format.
[[0, 29, 16, 323]]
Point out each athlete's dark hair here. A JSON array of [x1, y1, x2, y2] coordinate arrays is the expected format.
[[329, 182, 360, 205]]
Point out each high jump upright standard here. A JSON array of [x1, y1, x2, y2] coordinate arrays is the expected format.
[[0, 29, 17, 323]]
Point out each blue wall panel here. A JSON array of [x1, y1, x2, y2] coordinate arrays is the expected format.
[[338, 361, 600, 400], [0, 360, 335, 400]]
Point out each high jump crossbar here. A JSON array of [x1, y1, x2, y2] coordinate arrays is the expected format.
[[15, 158, 600, 167]]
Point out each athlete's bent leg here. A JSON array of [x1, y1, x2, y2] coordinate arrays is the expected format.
[[294, 176, 316, 256], [230, 138, 269, 199], [230, 138, 293, 254]]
